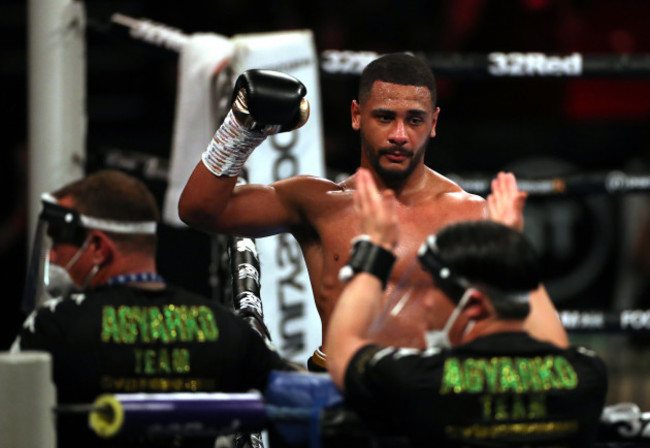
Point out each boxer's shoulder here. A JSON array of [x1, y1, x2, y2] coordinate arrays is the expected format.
[[274, 174, 348, 203], [419, 170, 487, 209]]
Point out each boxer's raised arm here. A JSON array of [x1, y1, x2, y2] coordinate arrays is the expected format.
[[180, 167, 316, 237], [179, 69, 309, 236]]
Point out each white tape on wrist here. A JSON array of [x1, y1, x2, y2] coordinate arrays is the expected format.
[[201, 109, 267, 177]]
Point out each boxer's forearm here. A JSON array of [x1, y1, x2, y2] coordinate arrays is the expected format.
[[178, 162, 238, 230]]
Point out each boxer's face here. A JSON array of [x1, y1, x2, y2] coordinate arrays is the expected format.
[[352, 81, 439, 182]]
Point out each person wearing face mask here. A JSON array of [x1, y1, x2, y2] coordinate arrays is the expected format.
[[12, 170, 295, 448], [325, 168, 608, 448]]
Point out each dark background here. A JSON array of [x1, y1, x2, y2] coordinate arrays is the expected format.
[[3, 0, 650, 352]]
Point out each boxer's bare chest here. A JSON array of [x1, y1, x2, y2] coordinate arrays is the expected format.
[[296, 188, 485, 321]]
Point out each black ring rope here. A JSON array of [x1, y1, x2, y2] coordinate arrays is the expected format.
[[107, 14, 650, 79], [322, 50, 650, 78], [453, 171, 650, 197], [229, 233, 272, 343], [560, 309, 650, 334]]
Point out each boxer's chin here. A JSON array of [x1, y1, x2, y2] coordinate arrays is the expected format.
[[374, 153, 422, 182]]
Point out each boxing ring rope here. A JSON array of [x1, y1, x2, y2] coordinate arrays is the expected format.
[[454, 171, 650, 197], [109, 13, 650, 79], [49, 392, 650, 446], [560, 310, 650, 334], [89, 11, 650, 447]]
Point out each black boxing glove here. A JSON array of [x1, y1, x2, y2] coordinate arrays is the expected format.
[[231, 69, 309, 132], [202, 69, 310, 177]]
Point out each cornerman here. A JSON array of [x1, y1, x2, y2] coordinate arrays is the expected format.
[[325, 168, 608, 447], [12, 170, 295, 448]]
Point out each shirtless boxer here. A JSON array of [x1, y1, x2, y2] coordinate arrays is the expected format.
[[179, 53, 568, 370]]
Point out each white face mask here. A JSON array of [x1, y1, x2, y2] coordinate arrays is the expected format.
[[45, 263, 79, 297], [45, 237, 97, 297], [425, 289, 474, 349]]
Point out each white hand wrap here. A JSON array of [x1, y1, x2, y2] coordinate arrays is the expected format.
[[201, 109, 267, 177]]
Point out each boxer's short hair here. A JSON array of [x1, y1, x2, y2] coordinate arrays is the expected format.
[[358, 53, 437, 107]]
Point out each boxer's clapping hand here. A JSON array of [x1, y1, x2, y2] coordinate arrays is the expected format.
[[354, 168, 399, 251], [487, 171, 527, 232]]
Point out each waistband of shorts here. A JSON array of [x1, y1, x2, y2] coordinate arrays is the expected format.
[[310, 347, 327, 368]]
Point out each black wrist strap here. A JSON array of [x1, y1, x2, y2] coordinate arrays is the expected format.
[[338, 236, 396, 289]]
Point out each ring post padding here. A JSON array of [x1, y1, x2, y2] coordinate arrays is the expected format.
[[0, 351, 56, 448]]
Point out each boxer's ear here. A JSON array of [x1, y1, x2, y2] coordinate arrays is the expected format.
[[351, 100, 361, 131], [429, 107, 440, 138]]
